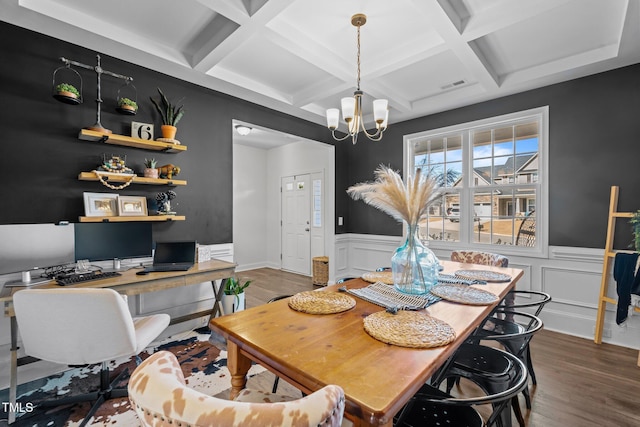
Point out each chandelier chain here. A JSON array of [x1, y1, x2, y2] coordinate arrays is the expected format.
[[356, 24, 361, 91]]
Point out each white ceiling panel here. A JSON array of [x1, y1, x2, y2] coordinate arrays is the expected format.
[[4, 0, 640, 137]]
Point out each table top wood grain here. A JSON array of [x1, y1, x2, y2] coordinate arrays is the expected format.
[[210, 261, 523, 426]]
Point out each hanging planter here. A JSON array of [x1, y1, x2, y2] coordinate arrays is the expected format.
[[116, 97, 138, 115], [52, 63, 83, 105], [116, 80, 138, 115]]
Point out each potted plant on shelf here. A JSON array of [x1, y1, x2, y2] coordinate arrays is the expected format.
[[117, 97, 138, 115], [53, 83, 81, 104], [221, 276, 252, 314], [150, 87, 185, 141], [143, 158, 158, 179]]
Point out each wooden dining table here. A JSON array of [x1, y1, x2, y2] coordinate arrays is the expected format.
[[209, 261, 523, 426]]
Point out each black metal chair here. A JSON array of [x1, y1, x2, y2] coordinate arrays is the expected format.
[[500, 290, 551, 386], [397, 344, 528, 427], [336, 277, 356, 284], [443, 309, 543, 427]]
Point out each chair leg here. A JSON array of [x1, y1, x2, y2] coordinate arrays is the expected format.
[[37, 362, 130, 427], [525, 345, 537, 385], [511, 395, 525, 427], [272, 376, 280, 394], [522, 385, 532, 409]]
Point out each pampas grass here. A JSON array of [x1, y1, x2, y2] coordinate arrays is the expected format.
[[347, 165, 441, 226]]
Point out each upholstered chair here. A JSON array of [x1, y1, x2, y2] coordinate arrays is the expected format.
[[450, 250, 509, 267], [128, 350, 346, 427]]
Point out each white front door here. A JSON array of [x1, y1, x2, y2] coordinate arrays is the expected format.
[[281, 174, 311, 275]]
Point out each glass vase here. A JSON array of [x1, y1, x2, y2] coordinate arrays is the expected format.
[[391, 224, 439, 295]]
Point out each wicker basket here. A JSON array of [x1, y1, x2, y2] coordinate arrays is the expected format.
[[312, 256, 329, 286]]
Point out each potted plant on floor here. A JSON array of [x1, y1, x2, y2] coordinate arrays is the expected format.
[[150, 87, 185, 141], [221, 277, 252, 314]]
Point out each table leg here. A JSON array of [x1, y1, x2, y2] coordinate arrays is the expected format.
[[8, 316, 18, 424], [226, 341, 252, 400], [210, 278, 228, 320]]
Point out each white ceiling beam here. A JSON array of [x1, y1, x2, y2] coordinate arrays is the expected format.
[[411, 0, 500, 90], [191, 0, 292, 72], [460, 0, 575, 41], [194, 0, 251, 24]]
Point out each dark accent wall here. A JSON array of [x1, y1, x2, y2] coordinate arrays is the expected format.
[[336, 63, 640, 249], [0, 22, 333, 244]]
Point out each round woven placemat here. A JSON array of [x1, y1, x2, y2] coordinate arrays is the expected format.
[[454, 269, 511, 282], [363, 310, 456, 348], [362, 271, 394, 284], [288, 291, 356, 314], [430, 284, 499, 305]]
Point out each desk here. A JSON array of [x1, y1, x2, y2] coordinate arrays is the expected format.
[[1, 259, 236, 424], [210, 261, 523, 427]]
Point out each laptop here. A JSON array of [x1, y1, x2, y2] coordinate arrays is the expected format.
[[143, 241, 196, 272]]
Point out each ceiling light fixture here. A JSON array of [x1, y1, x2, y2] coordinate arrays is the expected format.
[[235, 125, 252, 136], [326, 14, 389, 145]]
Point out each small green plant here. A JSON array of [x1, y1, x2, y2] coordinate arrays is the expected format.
[[630, 210, 640, 251], [150, 87, 185, 126], [224, 276, 252, 306], [118, 97, 138, 110], [144, 158, 157, 168], [55, 83, 80, 98]]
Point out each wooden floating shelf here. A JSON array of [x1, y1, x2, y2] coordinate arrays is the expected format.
[[78, 129, 187, 152], [79, 215, 186, 223], [78, 171, 187, 186]]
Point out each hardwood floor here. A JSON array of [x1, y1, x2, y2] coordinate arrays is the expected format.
[[238, 267, 640, 427]]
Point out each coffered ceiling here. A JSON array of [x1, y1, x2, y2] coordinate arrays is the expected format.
[[4, 0, 640, 133]]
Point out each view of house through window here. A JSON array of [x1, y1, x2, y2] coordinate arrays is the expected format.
[[406, 108, 546, 250]]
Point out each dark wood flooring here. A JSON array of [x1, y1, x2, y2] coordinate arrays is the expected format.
[[236, 267, 640, 427]]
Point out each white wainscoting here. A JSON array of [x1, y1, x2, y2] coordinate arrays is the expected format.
[[335, 234, 640, 351]]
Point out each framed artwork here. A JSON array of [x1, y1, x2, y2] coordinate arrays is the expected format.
[[83, 192, 118, 217], [118, 196, 148, 216]]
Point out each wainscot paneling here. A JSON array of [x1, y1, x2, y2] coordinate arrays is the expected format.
[[334, 234, 640, 351]]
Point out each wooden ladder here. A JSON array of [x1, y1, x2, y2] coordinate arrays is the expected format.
[[594, 186, 640, 366]]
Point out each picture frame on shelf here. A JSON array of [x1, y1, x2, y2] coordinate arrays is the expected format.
[[83, 192, 118, 217], [118, 196, 148, 216]]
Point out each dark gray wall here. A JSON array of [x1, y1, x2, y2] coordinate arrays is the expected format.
[[336, 63, 640, 249], [0, 22, 333, 244]]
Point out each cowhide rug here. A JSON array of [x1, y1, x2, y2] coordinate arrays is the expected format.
[[1, 329, 268, 426]]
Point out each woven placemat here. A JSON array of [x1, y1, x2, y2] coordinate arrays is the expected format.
[[362, 271, 394, 284], [430, 284, 499, 305], [363, 310, 456, 348], [454, 269, 511, 282], [288, 291, 356, 314]]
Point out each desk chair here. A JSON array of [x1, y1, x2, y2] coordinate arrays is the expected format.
[[129, 350, 345, 427], [13, 288, 170, 427]]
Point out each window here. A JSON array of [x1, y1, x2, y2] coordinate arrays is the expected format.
[[404, 107, 547, 255]]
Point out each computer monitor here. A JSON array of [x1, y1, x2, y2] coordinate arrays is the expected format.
[[74, 222, 153, 264], [0, 223, 76, 283]]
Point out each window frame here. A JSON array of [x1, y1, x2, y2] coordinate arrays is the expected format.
[[403, 106, 549, 258]]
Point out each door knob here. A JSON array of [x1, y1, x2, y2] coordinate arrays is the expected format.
[[305, 228, 310, 232]]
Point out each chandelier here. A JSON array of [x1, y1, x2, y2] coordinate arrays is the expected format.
[[326, 14, 389, 144]]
